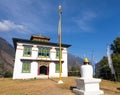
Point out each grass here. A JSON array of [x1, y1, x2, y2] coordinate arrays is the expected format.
[[100, 79, 120, 95], [0, 77, 120, 95]]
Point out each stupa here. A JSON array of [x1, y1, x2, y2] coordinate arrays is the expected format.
[[73, 58, 104, 95]]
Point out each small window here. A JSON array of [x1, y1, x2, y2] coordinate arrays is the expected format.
[[46, 49, 50, 57], [55, 63, 62, 73], [22, 61, 31, 73], [56, 63, 60, 73], [56, 49, 62, 59], [23, 46, 32, 57]]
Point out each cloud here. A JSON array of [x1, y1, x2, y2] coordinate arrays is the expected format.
[[0, 1, 56, 34], [0, 20, 26, 32], [74, 11, 97, 32]]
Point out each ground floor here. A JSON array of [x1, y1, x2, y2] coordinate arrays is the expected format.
[[13, 60, 68, 79]]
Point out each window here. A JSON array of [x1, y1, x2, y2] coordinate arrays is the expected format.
[[22, 61, 31, 73], [56, 49, 62, 59], [55, 63, 62, 73], [23, 46, 32, 57], [38, 47, 50, 58], [46, 49, 50, 57], [56, 63, 60, 73]]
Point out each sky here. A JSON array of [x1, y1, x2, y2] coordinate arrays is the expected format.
[[0, 0, 120, 63]]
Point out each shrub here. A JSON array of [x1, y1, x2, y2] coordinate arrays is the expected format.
[[3, 71, 12, 78]]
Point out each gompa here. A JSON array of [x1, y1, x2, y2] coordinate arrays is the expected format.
[[12, 35, 71, 79]]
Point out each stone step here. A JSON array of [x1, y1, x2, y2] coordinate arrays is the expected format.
[[37, 75, 49, 79]]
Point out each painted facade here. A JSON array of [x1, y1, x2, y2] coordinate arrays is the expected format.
[[12, 35, 71, 79]]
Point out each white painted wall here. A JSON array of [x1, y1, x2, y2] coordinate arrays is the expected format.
[[13, 42, 68, 79], [62, 48, 68, 77], [13, 43, 23, 79], [49, 48, 68, 78]]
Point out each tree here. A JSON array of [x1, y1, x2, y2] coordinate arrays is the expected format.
[[96, 37, 120, 81], [95, 56, 112, 80], [111, 37, 120, 53], [112, 53, 120, 81], [110, 37, 120, 81]]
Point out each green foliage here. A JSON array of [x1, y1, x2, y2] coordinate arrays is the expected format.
[[112, 53, 120, 81], [111, 37, 120, 53], [99, 56, 108, 67], [96, 56, 112, 80], [96, 37, 120, 81], [3, 71, 12, 78], [111, 37, 120, 81], [68, 66, 80, 76]]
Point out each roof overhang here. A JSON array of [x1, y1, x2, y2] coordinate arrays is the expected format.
[[13, 38, 71, 49]]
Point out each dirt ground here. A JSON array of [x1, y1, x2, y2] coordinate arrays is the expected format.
[[0, 77, 120, 95], [0, 77, 75, 95]]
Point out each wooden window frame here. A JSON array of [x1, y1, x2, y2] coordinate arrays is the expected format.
[[22, 61, 31, 73], [38, 47, 50, 58], [23, 46, 32, 57], [56, 49, 62, 59]]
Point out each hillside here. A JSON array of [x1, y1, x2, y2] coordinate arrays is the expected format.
[[0, 37, 15, 76], [68, 53, 83, 69]]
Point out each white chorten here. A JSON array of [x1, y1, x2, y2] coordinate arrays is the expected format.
[[73, 58, 104, 95], [81, 58, 93, 79], [81, 64, 93, 79]]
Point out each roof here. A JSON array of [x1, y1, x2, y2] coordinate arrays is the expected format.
[[13, 38, 71, 49], [30, 35, 50, 42]]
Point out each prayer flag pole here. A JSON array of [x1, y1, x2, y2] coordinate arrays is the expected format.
[[58, 5, 63, 84], [107, 45, 117, 81]]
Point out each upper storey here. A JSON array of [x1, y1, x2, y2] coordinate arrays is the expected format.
[[13, 35, 71, 50]]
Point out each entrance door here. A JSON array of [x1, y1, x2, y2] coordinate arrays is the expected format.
[[40, 66, 48, 75]]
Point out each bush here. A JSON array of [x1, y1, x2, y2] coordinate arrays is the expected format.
[[3, 71, 12, 78]]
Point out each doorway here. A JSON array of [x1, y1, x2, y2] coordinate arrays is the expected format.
[[40, 66, 48, 75]]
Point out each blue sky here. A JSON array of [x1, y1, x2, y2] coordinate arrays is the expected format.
[[0, 0, 120, 62]]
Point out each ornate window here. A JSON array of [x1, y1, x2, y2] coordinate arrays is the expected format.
[[38, 47, 50, 58], [23, 46, 32, 57], [22, 61, 31, 73]]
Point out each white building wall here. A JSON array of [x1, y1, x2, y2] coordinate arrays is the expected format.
[[31, 61, 38, 78], [30, 45, 38, 78], [13, 43, 69, 79], [49, 47, 59, 77], [62, 48, 68, 77], [49, 62, 55, 77], [49, 47, 68, 78], [50, 47, 56, 60], [49, 62, 60, 78], [13, 43, 24, 79], [13, 44, 39, 79], [32, 45, 38, 59]]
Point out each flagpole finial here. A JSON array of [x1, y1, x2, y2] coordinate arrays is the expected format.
[[58, 5, 62, 12]]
